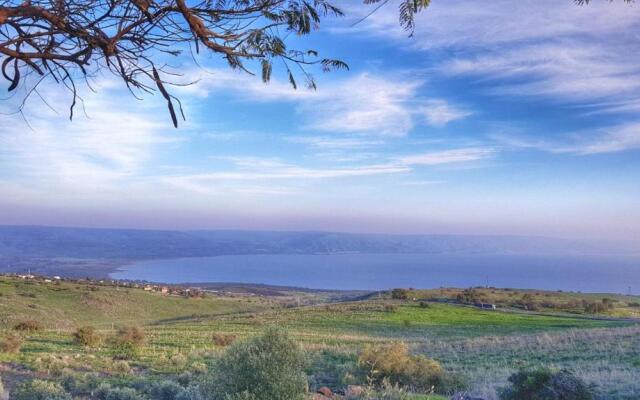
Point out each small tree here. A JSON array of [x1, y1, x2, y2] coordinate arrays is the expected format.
[[391, 289, 409, 300], [498, 368, 596, 400], [206, 327, 307, 400]]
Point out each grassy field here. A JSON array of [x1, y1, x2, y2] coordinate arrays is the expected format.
[[402, 287, 640, 318], [1, 276, 639, 399]]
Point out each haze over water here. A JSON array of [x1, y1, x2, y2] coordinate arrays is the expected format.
[[112, 253, 640, 294]]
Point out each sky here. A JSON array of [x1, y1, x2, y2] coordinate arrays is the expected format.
[[0, 0, 639, 246]]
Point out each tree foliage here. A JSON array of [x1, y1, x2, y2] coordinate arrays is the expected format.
[[1, 0, 630, 125], [0, 0, 400, 126]]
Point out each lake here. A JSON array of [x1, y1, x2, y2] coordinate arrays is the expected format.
[[110, 253, 640, 293]]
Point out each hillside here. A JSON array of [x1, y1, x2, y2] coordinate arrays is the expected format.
[[1, 276, 639, 399], [0, 225, 608, 261]]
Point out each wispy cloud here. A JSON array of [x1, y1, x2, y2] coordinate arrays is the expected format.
[[420, 100, 473, 127], [160, 145, 495, 196], [398, 147, 495, 166], [181, 70, 470, 136], [443, 42, 640, 105], [286, 136, 384, 149], [0, 80, 180, 198], [493, 123, 640, 155], [345, 0, 640, 112]]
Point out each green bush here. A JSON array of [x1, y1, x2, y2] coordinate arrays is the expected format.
[[206, 327, 307, 400], [12, 379, 71, 400], [73, 326, 101, 347], [60, 372, 102, 396], [148, 380, 187, 400], [391, 289, 409, 300], [224, 392, 258, 400], [95, 384, 143, 400], [498, 368, 596, 400]]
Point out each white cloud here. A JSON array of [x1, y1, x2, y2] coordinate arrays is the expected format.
[[443, 42, 640, 104], [0, 80, 180, 198], [344, 0, 639, 50], [160, 145, 494, 196], [493, 123, 640, 155], [344, 0, 640, 111], [420, 100, 472, 127], [398, 148, 495, 166], [286, 136, 384, 149], [181, 70, 469, 136]]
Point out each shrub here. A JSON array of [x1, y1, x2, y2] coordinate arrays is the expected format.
[[358, 342, 448, 393], [212, 332, 237, 347], [391, 289, 409, 300], [60, 372, 102, 396], [456, 288, 480, 304], [117, 326, 145, 346], [418, 301, 430, 308], [108, 360, 132, 376], [191, 361, 208, 374], [498, 368, 596, 400], [12, 379, 71, 400], [13, 319, 43, 332], [95, 384, 143, 400], [169, 353, 188, 370], [627, 302, 640, 307], [111, 326, 145, 359], [34, 355, 70, 375], [148, 380, 186, 400], [583, 301, 607, 314], [206, 327, 307, 400], [0, 332, 24, 353], [224, 392, 258, 400], [383, 304, 397, 313], [73, 326, 101, 347]]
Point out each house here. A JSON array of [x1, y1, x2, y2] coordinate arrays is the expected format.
[[474, 302, 496, 310], [143, 286, 153, 291], [160, 286, 169, 294]]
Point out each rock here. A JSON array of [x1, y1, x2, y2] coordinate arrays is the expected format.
[[346, 385, 365, 397], [318, 386, 333, 397]]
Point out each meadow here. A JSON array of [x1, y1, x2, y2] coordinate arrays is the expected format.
[[1, 276, 639, 399]]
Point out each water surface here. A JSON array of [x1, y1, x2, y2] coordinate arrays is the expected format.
[[111, 253, 640, 293]]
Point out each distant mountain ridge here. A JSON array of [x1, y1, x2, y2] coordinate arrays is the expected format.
[[0, 225, 617, 261]]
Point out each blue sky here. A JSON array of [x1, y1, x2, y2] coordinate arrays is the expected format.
[[1, 0, 639, 245]]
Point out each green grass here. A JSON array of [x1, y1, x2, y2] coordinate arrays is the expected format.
[[404, 287, 640, 318], [0, 278, 271, 329]]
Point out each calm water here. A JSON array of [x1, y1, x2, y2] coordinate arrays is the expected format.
[[111, 253, 640, 293]]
